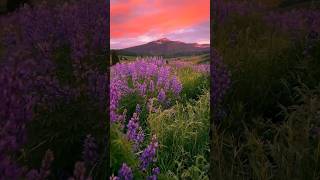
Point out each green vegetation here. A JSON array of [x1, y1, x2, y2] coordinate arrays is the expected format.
[[110, 60, 210, 179], [212, 1, 320, 179], [149, 91, 210, 180]]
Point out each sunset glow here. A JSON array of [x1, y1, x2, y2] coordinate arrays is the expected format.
[[111, 0, 210, 49]]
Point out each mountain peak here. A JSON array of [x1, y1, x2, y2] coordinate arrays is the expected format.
[[119, 38, 210, 56], [155, 38, 171, 42]]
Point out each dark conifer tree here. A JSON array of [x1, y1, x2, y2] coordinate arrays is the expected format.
[[111, 50, 120, 65]]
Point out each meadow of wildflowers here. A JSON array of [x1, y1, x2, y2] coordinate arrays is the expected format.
[[0, 0, 213, 179], [212, 0, 320, 179], [110, 56, 211, 179], [0, 0, 108, 179]]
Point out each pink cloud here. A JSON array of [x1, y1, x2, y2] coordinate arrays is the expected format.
[[110, 0, 210, 48]]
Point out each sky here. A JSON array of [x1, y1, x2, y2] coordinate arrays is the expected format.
[[110, 0, 210, 49]]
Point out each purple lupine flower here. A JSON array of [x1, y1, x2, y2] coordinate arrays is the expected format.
[[152, 167, 160, 175], [0, 62, 38, 179], [118, 163, 133, 180], [149, 80, 155, 92], [170, 60, 209, 74], [195, 64, 210, 74], [157, 66, 170, 87], [110, 58, 182, 123], [0, 0, 108, 179], [126, 113, 145, 150], [139, 135, 159, 171], [82, 135, 98, 167], [135, 104, 141, 114], [157, 89, 166, 103], [138, 82, 147, 96], [171, 76, 183, 95], [147, 175, 157, 180], [147, 166, 160, 180], [212, 49, 231, 107]]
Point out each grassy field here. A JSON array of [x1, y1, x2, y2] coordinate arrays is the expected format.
[[110, 56, 210, 179]]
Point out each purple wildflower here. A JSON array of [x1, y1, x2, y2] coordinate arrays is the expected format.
[[126, 113, 145, 150], [135, 104, 141, 114], [147, 166, 160, 179], [110, 58, 182, 123], [152, 167, 160, 175], [171, 76, 183, 95], [157, 89, 166, 103], [118, 163, 133, 180], [212, 49, 231, 107], [139, 135, 159, 171], [0, 0, 108, 179], [138, 82, 147, 96], [147, 175, 157, 180], [149, 80, 155, 92]]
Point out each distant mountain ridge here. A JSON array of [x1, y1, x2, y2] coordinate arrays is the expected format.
[[117, 38, 210, 57]]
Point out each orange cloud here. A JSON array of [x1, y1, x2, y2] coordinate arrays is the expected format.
[[111, 0, 209, 38]]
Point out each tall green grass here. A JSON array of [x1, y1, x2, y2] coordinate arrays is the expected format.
[[110, 123, 144, 179], [176, 67, 209, 102], [110, 63, 210, 179], [211, 84, 320, 180], [149, 91, 210, 180]]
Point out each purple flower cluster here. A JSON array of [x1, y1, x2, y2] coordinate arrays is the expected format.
[[126, 112, 145, 151], [0, 60, 38, 178], [170, 60, 210, 74], [111, 133, 159, 179], [212, 49, 231, 107], [0, 0, 108, 106], [109, 163, 133, 180], [194, 64, 210, 74], [118, 163, 133, 180], [157, 89, 166, 103], [139, 135, 159, 171], [111, 58, 170, 178], [0, 0, 107, 178], [110, 57, 183, 123], [147, 167, 160, 180]]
